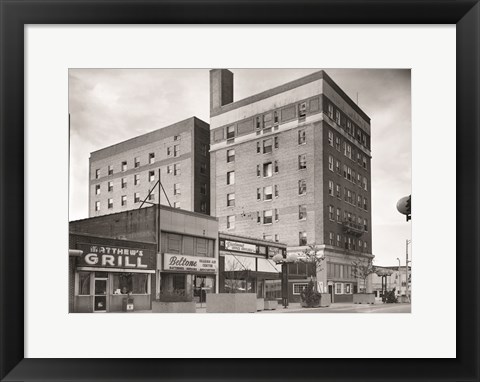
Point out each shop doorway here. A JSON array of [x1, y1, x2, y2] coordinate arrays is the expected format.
[[94, 273, 108, 312]]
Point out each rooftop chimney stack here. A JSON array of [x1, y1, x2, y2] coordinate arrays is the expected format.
[[210, 69, 234, 114]]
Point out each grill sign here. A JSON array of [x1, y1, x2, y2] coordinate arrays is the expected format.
[[164, 254, 217, 274], [78, 244, 155, 270]]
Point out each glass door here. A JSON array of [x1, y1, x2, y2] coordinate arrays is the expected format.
[[94, 274, 108, 312]]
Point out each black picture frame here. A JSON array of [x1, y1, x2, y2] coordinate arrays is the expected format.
[[1, 1, 478, 381]]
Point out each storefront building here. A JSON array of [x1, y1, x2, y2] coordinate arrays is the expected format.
[[70, 204, 219, 308], [218, 233, 286, 301], [69, 233, 156, 312]]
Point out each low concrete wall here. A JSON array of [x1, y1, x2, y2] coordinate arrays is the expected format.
[[206, 293, 257, 313], [264, 300, 278, 310], [319, 293, 331, 307], [353, 293, 375, 304], [152, 301, 196, 313], [256, 298, 265, 311]]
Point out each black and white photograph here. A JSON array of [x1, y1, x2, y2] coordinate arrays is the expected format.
[[68, 68, 412, 314]]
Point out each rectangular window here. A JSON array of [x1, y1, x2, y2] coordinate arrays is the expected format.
[[108, 165, 113, 175], [299, 205, 307, 220], [263, 210, 273, 224], [200, 183, 207, 195], [263, 162, 273, 178], [336, 160, 341, 174], [256, 165, 261, 177], [256, 141, 261, 154], [328, 155, 334, 171], [227, 193, 235, 207], [173, 145, 180, 157], [336, 184, 341, 198], [174, 201, 181, 209], [174, 183, 181, 195], [263, 139, 273, 154], [328, 103, 334, 119], [335, 283, 343, 294], [95, 201, 100, 211], [121, 161, 127, 172], [274, 136, 279, 149], [174, 164, 180, 176], [167, 165, 172, 174], [108, 181, 113, 192], [298, 154, 307, 170], [167, 147, 171, 156], [298, 102, 307, 117], [299, 231, 307, 246], [78, 272, 91, 295], [107, 198, 113, 209], [257, 211, 261, 224], [336, 208, 341, 222], [149, 152, 155, 164], [256, 188, 261, 201], [274, 160, 279, 173], [274, 111, 279, 124], [274, 184, 279, 198], [121, 178, 127, 188], [200, 201, 206, 213], [275, 234, 279, 242], [346, 144, 352, 159], [336, 234, 341, 247], [227, 149, 235, 163], [347, 167, 352, 181], [364, 198, 368, 211], [328, 131, 334, 146], [335, 110, 341, 125], [134, 157, 140, 168], [275, 208, 279, 221], [226, 125, 235, 139], [328, 180, 334, 196], [95, 169, 100, 179], [263, 234, 273, 241], [347, 190, 352, 204], [227, 171, 235, 185], [363, 156, 367, 169], [335, 137, 341, 151], [263, 186, 273, 200], [95, 184, 100, 195], [134, 193, 140, 203], [149, 171, 155, 182], [121, 195, 127, 206], [298, 129, 306, 145], [345, 283, 351, 294], [328, 205, 334, 220], [227, 215, 235, 229], [293, 283, 308, 295], [200, 144, 208, 156], [363, 177, 368, 190], [357, 174, 361, 186], [343, 165, 347, 178], [256, 116, 262, 129], [298, 179, 306, 195], [200, 163, 207, 174], [329, 232, 334, 245], [134, 174, 140, 186], [364, 219, 368, 232]]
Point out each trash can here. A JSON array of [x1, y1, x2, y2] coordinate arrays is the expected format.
[[122, 297, 134, 312]]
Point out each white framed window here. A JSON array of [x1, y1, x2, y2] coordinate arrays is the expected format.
[[174, 164, 180, 176], [263, 186, 273, 200], [328, 180, 334, 196], [293, 283, 308, 295], [274, 136, 279, 149], [95, 201, 100, 211], [95, 184, 100, 195], [335, 283, 343, 294], [226, 125, 235, 139], [256, 165, 261, 177], [335, 110, 341, 125], [328, 103, 334, 119], [274, 160, 279, 174], [298, 179, 306, 195], [328, 131, 334, 146], [298, 154, 307, 170], [95, 169, 100, 179], [149, 171, 155, 182], [335, 137, 341, 151], [328, 155, 334, 171], [256, 211, 261, 224], [363, 156, 367, 169], [108, 181, 113, 192], [336, 184, 341, 198], [167, 147, 172, 156], [227, 171, 235, 185], [329, 232, 334, 245], [274, 184, 279, 198], [134, 157, 140, 168], [256, 141, 261, 154], [227, 215, 235, 229], [121, 178, 127, 188], [328, 205, 334, 220], [108, 165, 113, 175], [299, 205, 306, 220], [345, 283, 351, 294], [336, 208, 341, 222], [263, 210, 273, 224], [173, 144, 180, 157], [121, 195, 127, 206], [298, 129, 306, 145], [263, 162, 273, 178], [167, 165, 172, 174], [347, 120, 352, 134], [299, 231, 307, 246], [134, 193, 140, 203], [134, 174, 140, 186], [363, 177, 368, 191], [174, 183, 181, 195], [298, 102, 307, 117], [274, 208, 279, 221], [263, 139, 273, 154], [256, 188, 261, 201], [336, 234, 341, 247], [149, 152, 155, 164], [227, 149, 235, 163], [364, 219, 368, 232], [121, 161, 127, 172], [108, 198, 113, 209], [227, 193, 235, 206]]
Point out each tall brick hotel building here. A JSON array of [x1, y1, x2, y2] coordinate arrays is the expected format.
[[209, 69, 373, 300]]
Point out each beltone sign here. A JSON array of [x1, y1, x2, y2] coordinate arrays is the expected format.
[[78, 244, 155, 270], [163, 254, 217, 274]]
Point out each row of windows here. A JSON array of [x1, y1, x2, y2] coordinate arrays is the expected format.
[[94, 145, 187, 180], [328, 155, 368, 190], [327, 181, 368, 211], [292, 282, 354, 295], [327, 232, 369, 252], [327, 205, 369, 229], [94, 195, 208, 213], [328, 129, 369, 169], [326, 101, 370, 150]]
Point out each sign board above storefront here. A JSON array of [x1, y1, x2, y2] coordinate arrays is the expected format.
[[77, 243, 155, 270], [224, 240, 257, 254], [163, 253, 217, 274]]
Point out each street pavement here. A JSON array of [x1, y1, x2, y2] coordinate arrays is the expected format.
[[260, 302, 411, 313]]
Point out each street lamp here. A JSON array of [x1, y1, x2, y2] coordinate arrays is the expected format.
[[396, 257, 401, 296], [272, 252, 299, 308], [375, 268, 394, 303]]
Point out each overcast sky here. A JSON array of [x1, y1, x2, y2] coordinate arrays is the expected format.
[[69, 68, 411, 266]]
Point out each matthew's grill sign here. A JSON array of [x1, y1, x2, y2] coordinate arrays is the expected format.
[[163, 254, 217, 274], [77, 244, 155, 270]]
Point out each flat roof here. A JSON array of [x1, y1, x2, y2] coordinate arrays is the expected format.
[[211, 70, 370, 123]]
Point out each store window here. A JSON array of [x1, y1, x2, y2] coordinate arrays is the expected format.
[[112, 273, 149, 295], [78, 272, 91, 295], [335, 283, 343, 294]]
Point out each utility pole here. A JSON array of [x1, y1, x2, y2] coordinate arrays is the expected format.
[[406, 240, 411, 302]]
